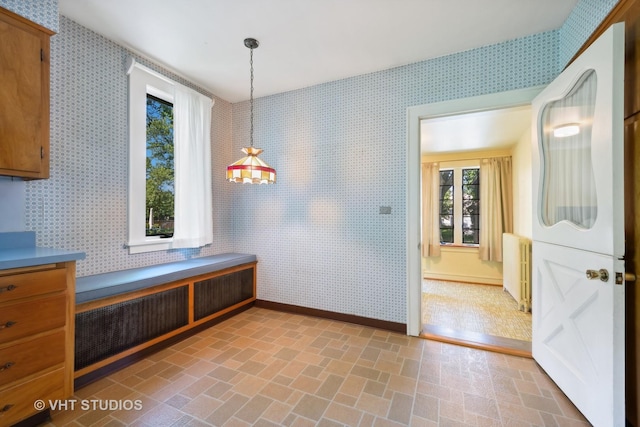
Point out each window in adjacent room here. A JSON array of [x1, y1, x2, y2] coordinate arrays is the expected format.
[[462, 168, 480, 244], [439, 165, 480, 246], [439, 170, 454, 244]]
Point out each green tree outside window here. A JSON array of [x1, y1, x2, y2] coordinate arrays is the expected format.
[[146, 95, 174, 237]]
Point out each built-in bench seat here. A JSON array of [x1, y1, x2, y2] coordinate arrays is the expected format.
[[75, 253, 256, 303], [73, 253, 257, 387]]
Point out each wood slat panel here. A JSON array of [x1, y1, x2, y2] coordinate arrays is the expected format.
[[74, 286, 189, 370], [193, 268, 254, 320]]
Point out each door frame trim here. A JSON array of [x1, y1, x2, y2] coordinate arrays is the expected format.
[[406, 85, 545, 336]]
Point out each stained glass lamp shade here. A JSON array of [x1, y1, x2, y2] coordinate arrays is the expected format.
[[226, 147, 276, 184], [227, 37, 276, 184]]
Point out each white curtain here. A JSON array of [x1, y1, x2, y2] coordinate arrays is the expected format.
[[421, 162, 441, 257], [172, 84, 213, 248], [541, 70, 597, 229], [479, 157, 513, 262]]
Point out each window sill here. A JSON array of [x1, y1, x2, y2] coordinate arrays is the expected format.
[[439, 244, 479, 253], [127, 238, 173, 254]]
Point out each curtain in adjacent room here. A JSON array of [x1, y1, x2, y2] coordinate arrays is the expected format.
[[479, 157, 513, 261], [421, 162, 441, 257], [172, 84, 214, 248]]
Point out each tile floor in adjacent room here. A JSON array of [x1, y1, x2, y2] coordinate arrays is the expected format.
[[44, 307, 587, 426], [422, 280, 532, 342]]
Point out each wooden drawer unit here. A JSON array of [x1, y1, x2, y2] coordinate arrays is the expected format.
[[0, 267, 66, 304], [0, 368, 65, 426], [0, 331, 65, 385], [0, 293, 66, 344], [0, 261, 75, 426]]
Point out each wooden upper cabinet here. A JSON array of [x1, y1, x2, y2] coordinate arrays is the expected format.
[[0, 7, 54, 179]]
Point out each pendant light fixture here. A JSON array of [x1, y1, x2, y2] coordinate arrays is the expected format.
[[226, 38, 276, 184], [552, 123, 580, 138]]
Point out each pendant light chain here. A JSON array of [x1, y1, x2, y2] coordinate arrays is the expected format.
[[226, 37, 275, 184], [249, 45, 254, 148]]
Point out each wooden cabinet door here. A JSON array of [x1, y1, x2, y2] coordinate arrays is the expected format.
[[0, 7, 52, 179]]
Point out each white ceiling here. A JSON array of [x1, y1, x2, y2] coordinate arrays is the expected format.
[[421, 105, 531, 154], [58, 0, 578, 103]]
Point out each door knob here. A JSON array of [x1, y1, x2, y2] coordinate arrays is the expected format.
[[586, 269, 609, 282]]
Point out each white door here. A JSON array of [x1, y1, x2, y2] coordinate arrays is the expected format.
[[531, 23, 625, 427]]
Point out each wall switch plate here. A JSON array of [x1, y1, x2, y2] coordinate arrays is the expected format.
[[379, 206, 391, 214]]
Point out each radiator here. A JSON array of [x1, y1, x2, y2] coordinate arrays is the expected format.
[[75, 286, 189, 370], [502, 233, 532, 312], [193, 268, 254, 321], [75, 267, 255, 372]]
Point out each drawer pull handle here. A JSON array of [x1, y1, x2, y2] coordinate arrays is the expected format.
[[0, 404, 13, 412], [0, 284, 16, 293], [0, 362, 14, 372], [0, 321, 16, 330]]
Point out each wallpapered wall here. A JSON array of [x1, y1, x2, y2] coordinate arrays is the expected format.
[[559, 0, 620, 68], [23, 16, 236, 277], [0, 0, 619, 323], [229, 0, 618, 323], [230, 32, 560, 323], [0, 0, 58, 32]]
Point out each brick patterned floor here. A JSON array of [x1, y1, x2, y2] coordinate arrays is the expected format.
[[45, 307, 587, 426]]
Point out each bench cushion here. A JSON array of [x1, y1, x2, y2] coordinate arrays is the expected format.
[[76, 253, 257, 303]]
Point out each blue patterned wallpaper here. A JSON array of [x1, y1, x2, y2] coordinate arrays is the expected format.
[[0, 178, 24, 232], [228, 0, 613, 324], [231, 30, 559, 323], [24, 16, 235, 277], [4, 0, 613, 323], [0, 0, 58, 32], [559, 0, 620, 68]]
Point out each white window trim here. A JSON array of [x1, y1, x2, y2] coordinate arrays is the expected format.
[[440, 160, 480, 247], [126, 59, 177, 254]]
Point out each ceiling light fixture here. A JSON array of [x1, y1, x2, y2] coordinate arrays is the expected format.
[[553, 123, 580, 138], [226, 38, 276, 184]]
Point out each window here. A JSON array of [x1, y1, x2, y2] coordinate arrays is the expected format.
[[439, 170, 454, 244], [439, 165, 480, 245], [462, 168, 480, 244], [146, 94, 175, 238], [127, 58, 213, 254]]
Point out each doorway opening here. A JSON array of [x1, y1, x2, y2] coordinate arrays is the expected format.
[[406, 86, 544, 356], [421, 106, 531, 355]]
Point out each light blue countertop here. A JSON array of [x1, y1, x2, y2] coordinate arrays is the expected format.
[[0, 231, 85, 270], [0, 232, 256, 304]]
